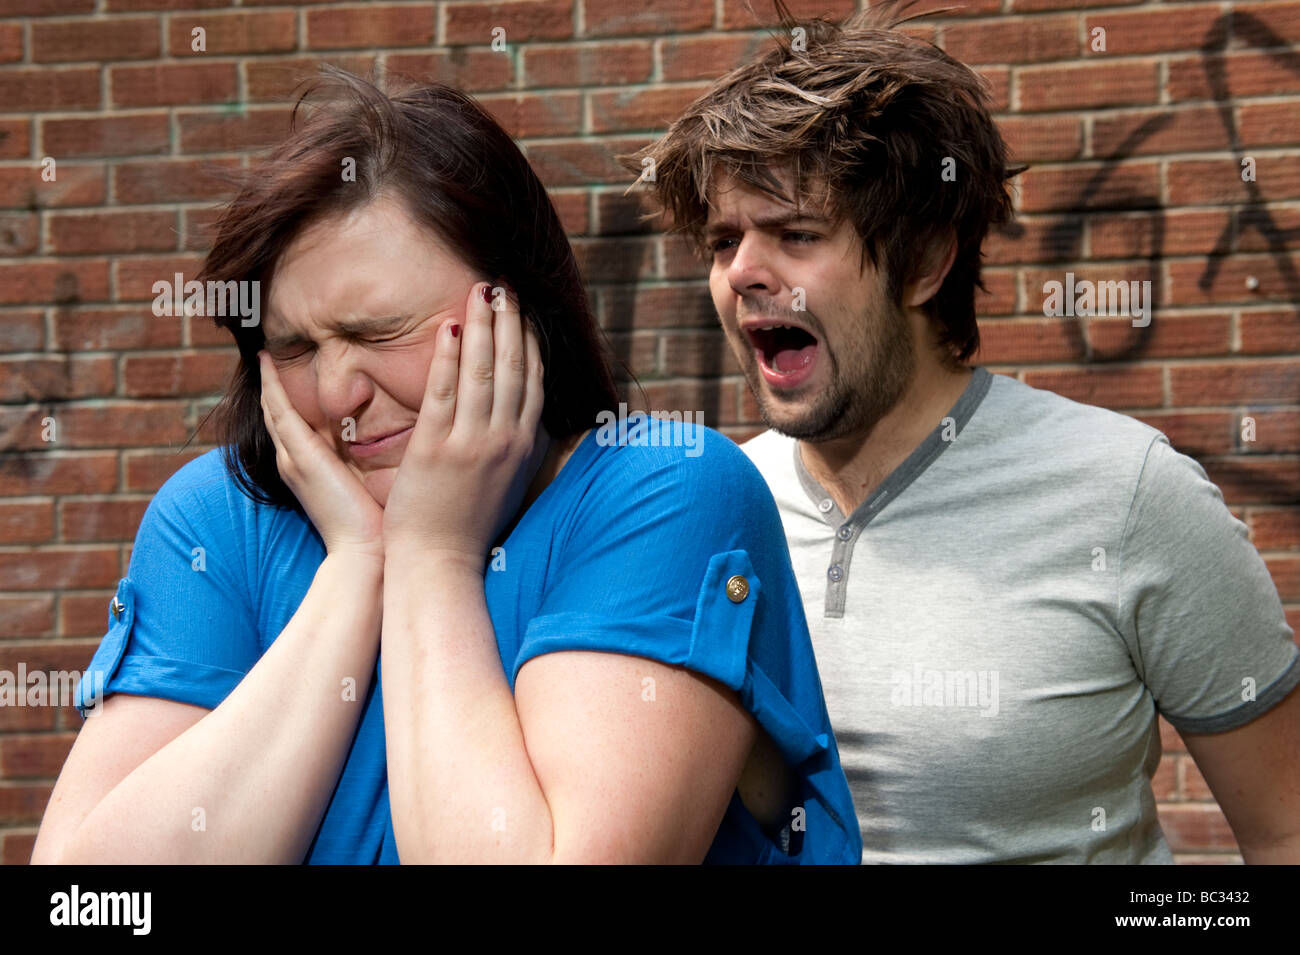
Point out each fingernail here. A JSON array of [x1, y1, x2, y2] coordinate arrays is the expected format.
[[480, 284, 492, 304], [450, 323, 461, 338]]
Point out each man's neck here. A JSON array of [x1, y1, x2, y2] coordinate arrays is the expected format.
[[798, 359, 973, 517]]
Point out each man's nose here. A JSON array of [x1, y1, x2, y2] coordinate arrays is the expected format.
[[315, 344, 372, 424], [726, 234, 779, 295]]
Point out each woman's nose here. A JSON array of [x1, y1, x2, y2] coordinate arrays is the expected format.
[[314, 345, 373, 424]]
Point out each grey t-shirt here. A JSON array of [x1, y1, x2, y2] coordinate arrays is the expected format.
[[741, 367, 1300, 863]]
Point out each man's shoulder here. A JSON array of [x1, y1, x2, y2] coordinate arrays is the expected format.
[[977, 370, 1164, 458], [738, 427, 797, 480]]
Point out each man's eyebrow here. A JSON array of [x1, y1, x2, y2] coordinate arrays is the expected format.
[[703, 211, 833, 240], [262, 314, 413, 349]]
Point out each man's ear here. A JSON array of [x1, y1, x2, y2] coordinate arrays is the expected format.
[[904, 229, 957, 308]]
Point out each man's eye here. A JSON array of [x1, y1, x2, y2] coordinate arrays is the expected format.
[[784, 232, 819, 243], [710, 238, 738, 254], [268, 345, 311, 362]]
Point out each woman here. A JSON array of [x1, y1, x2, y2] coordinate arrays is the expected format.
[[31, 68, 860, 864]]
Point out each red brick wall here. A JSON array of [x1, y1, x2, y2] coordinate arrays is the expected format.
[[1, 0, 1296, 864]]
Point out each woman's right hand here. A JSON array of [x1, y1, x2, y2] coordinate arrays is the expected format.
[[258, 350, 386, 561]]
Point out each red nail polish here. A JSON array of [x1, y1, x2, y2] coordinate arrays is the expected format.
[[450, 323, 461, 338], [480, 285, 492, 303]]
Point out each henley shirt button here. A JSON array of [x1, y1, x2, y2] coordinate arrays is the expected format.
[[725, 575, 749, 603], [828, 565, 843, 582], [110, 596, 124, 621], [818, 498, 833, 513], [837, 525, 853, 541]]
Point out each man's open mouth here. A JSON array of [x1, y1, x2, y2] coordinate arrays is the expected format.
[[744, 322, 820, 387]]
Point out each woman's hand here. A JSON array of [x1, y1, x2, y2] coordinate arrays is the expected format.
[[258, 350, 386, 561], [381, 281, 547, 569]]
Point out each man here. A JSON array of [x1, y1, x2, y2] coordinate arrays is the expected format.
[[625, 0, 1300, 863]]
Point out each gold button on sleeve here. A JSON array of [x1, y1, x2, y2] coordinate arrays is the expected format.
[[725, 574, 749, 603]]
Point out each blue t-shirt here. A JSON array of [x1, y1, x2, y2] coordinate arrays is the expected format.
[[75, 414, 861, 864]]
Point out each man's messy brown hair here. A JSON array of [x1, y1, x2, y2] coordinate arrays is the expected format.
[[621, 0, 1026, 364]]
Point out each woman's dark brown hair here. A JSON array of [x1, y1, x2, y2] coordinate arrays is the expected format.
[[622, 0, 1026, 365], [200, 65, 621, 511]]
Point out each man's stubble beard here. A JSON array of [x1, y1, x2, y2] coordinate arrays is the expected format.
[[750, 295, 917, 444]]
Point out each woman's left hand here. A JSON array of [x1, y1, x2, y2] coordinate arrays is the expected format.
[[382, 281, 548, 568]]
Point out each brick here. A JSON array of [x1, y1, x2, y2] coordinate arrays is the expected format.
[[32, 17, 162, 63], [982, 216, 1083, 266], [1092, 106, 1231, 160], [176, 107, 292, 154], [0, 453, 117, 497], [658, 35, 766, 83], [114, 254, 206, 302], [123, 448, 207, 492], [0, 0, 94, 13], [1241, 410, 1300, 454], [1266, 557, 1300, 603], [62, 592, 118, 637], [571, 236, 655, 283], [41, 114, 170, 159], [0, 500, 54, 545], [169, 11, 296, 56], [997, 115, 1082, 163], [0, 356, 116, 402], [548, 190, 589, 235], [589, 85, 711, 134], [1170, 360, 1298, 407], [525, 138, 648, 188], [1204, 458, 1300, 507], [244, 54, 378, 102], [1021, 366, 1164, 410], [661, 329, 746, 379], [973, 269, 1017, 316], [106, 0, 229, 9], [0, 163, 107, 210], [0, 312, 44, 351], [59, 498, 151, 543], [1238, 204, 1300, 253], [110, 61, 238, 108], [1083, 5, 1226, 56], [1012, 0, 1142, 9], [1017, 61, 1158, 113], [0, 784, 53, 825], [0, 68, 100, 112], [0, 596, 54, 638], [522, 41, 655, 87], [977, 68, 1010, 113], [1017, 162, 1160, 215], [47, 210, 178, 255], [1236, 2, 1300, 46], [605, 330, 659, 378], [1157, 804, 1239, 852], [972, 317, 1086, 364], [0, 260, 110, 306], [306, 6, 435, 50], [942, 14, 1078, 66], [1250, 509, 1300, 550], [443, 0, 573, 45], [597, 284, 720, 331], [122, 352, 238, 397], [0, 212, 39, 255], [0, 733, 76, 778], [0, 402, 189, 451], [634, 378, 740, 427], [1089, 209, 1231, 260], [1170, 52, 1300, 102], [477, 92, 581, 139], [0, 119, 32, 159], [1132, 411, 1235, 457], [1240, 309, 1300, 354], [1151, 754, 1178, 801], [719, 0, 857, 29], [1168, 254, 1300, 307], [594, 189, 664, 236], [661, 234, 709, 280], [112, 158, 240, 204], [584, 0, 711, 37], [1168, 155, 1300, 206], [1088, 311, 1232, 361], [1182, 759, 1215, 802], [1237, 101, 1300, 149], [383, 51, 507, 93], [53, 306, 182, 350], [0, 549, 118, 591]]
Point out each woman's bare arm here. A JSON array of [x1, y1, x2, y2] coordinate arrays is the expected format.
[[31, 551, 383, 865]]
